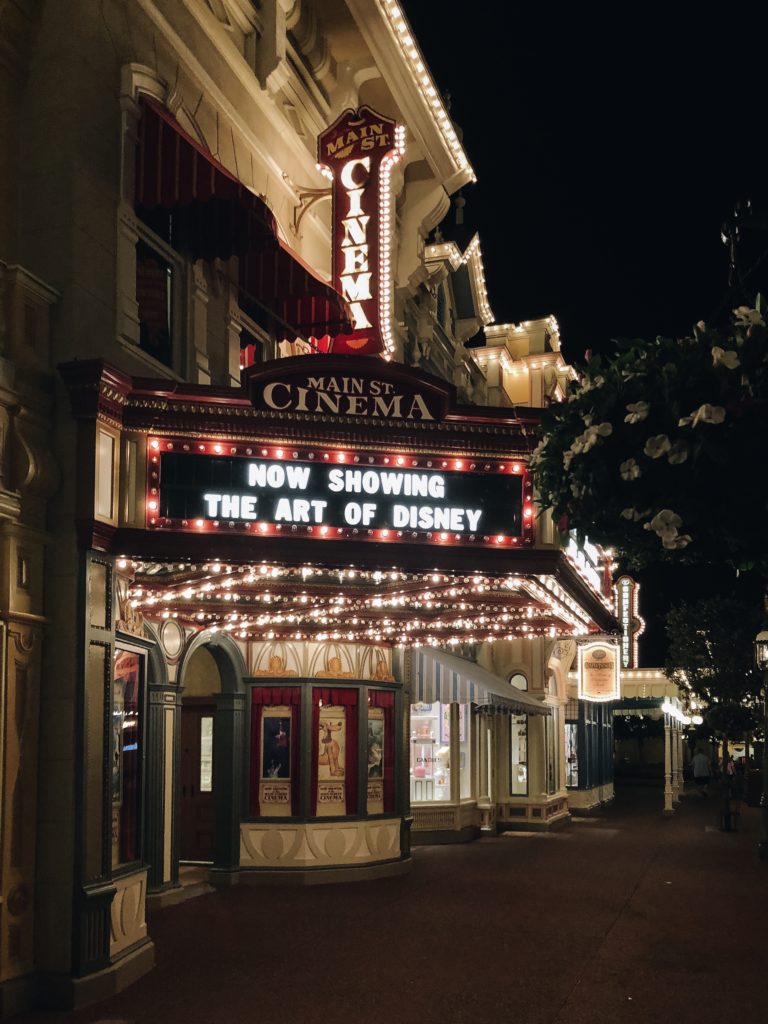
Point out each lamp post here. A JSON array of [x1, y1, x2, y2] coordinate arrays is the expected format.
[[753, 630, 768, 860]]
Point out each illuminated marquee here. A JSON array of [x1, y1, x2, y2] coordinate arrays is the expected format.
[[578, 640, 620, 702], [146, 440, 535, 548], [318, 106, 405, 358]]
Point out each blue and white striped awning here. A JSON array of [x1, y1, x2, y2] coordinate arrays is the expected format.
[[410, 647, 549, 716]]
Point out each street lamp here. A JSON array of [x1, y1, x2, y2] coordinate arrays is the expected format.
[[753, 630, 768, 860]]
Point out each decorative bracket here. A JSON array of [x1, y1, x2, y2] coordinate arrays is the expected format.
[[282, 171, 331, 235]]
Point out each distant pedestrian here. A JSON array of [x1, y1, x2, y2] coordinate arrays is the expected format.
[[691, 749, 711, 796], [720, 760, 744, 832]]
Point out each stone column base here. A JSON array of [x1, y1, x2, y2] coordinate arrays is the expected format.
[[36, 939, 154, 1011]]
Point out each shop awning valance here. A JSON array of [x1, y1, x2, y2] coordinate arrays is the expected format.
[[135, 96, 350, 337], [410, 647, 550, 716]]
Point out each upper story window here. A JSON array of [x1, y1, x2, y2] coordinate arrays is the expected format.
[[436, 283, 447, 329], [135, 237, 175, 369], [509, 672, 528, 692]]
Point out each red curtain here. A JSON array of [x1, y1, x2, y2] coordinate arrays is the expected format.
[[249, 687, 301, 817], [310, 689, 358, 816], [368, 690, 395, 814]]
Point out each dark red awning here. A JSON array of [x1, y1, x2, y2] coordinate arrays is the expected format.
[[136, 97, 350, 337]]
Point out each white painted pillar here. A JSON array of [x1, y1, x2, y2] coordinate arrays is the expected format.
[[663, 719, 674, 815], [671, 723, 680, 805]]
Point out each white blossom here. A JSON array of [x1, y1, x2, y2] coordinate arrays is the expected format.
[[643, 434, 672, 459], [563, 450, 575, 470], [579, 375, 605, 394], [620, 507, 649, 523], [712, 346, 740, 370], [733, 306, 765, 327], [595, 421, 613, 437], [662, 533, 692, 550], [643, 509, 686, 548], [625, 401, 649, 424], [619, 458, 641, 481], [691, 404, 726, 427], [667, 440, 688, 465]]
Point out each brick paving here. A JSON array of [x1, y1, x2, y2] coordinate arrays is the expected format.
[[21, 785, 768, 1024]]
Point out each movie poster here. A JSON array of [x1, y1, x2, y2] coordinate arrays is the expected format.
[[316, 706, 346, 816], [367, 707, 385, 813], [259, 706, 292, 814]]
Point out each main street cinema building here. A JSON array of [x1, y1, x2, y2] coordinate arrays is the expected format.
[[0, 0, 617, 1012]]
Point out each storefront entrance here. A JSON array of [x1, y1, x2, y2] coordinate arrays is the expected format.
[[180, 701, 216, 861]]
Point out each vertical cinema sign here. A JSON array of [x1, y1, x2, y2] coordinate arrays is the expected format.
[[318, 106, 405, 357]]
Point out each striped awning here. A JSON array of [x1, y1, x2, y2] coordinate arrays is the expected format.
[[136, 97, 350, 338], [410, 647, 550, 716]]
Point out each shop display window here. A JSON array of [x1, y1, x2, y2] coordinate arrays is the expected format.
[[112, 649, 142, 868], [545, 709, 559, 794], [458, 706, 472, 798], [249, 687, 301, 817], [311, 688, 358, 817], [510, 714, 528, 796], [566, 722, 579, 788], [367, 690, 395, 814], [410, 702, 451, 802]]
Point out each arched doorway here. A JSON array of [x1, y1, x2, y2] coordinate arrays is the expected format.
[[179, 645, 221, 861], [177, 633, 246, 868]]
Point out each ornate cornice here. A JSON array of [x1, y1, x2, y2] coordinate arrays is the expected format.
[[59, 360, 134, 425], [62, 358, 539, 456]]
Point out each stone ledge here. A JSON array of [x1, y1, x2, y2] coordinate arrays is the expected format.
[[212, 856, 411, 886]]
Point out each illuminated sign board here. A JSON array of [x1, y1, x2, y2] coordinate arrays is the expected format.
[[578, 641, 620, 702], [250, 368, 444, 421], [147, 442, 533, 548], [318, 106, 405, 357]]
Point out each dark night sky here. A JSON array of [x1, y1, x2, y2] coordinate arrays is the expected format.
[[401, 4, 767, 663], [402, 3, 767, 361]]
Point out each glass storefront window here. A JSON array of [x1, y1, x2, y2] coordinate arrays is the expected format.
[[510, 714, 528, 795], [566, 722, 579, 788], [545, 709, 559, 794], [112, 649, 142, 868], [459, 706, 472, 798], [410, 702, 450, 802], [199, 715, 214, 793]]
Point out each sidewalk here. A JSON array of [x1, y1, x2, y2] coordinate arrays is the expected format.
[[20, 786, 768, 1024]]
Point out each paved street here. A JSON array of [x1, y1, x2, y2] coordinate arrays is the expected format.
[[23, 786, 767, 1024]]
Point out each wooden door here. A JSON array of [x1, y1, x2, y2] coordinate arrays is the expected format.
[[180, 704, 216, 861]]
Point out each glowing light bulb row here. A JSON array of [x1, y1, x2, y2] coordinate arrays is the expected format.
[[380, 1, 475, 181], [148, 437, 526, 472], [461, 235, 493, 325], [378, 123, 406, 359]]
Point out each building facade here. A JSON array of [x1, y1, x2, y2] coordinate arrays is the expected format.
[[0, 0, 618, 1014]]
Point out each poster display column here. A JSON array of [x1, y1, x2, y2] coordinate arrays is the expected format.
[[367, 690, 395, 814], [311, 689, 358, 816], [249, 687, 302, 816]]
